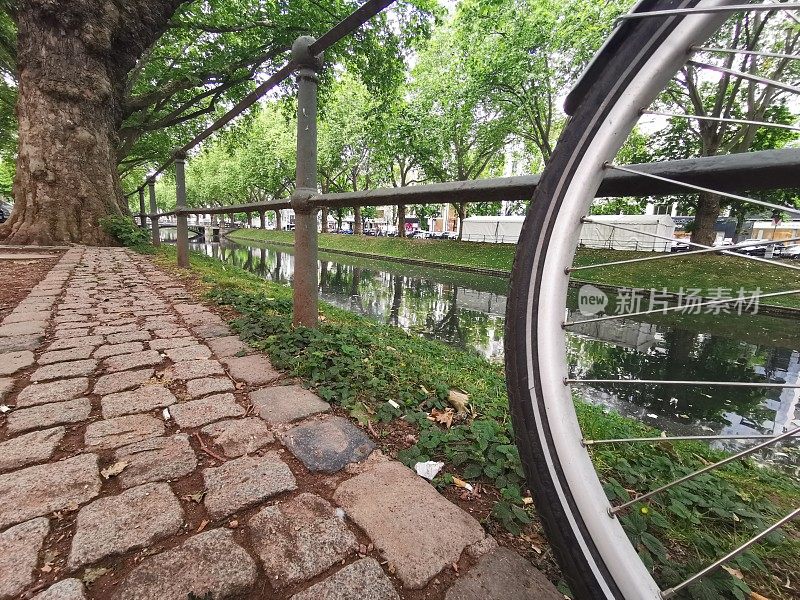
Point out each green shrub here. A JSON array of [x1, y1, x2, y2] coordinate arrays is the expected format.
[[100, 215, 152, 251]]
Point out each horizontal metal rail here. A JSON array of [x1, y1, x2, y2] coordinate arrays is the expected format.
[[157, 148, 800, 216]]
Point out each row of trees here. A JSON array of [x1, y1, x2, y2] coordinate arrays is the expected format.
[[147, 1, 799, 244], [150, 0, 629, 238], [0, 0, 796, 244]]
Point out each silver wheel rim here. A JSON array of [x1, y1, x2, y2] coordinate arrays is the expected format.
[[524, 2, 742, 597]]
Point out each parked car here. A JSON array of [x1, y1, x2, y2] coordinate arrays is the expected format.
[[670, 241, 691, 252], [782, 244, 800, 259], [733, 239, 781, 257]]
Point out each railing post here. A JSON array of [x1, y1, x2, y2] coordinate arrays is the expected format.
[[174, 151, 189, 267], [290, 36, 322, 328], [138, 188, 146, 227], [148, 178, 160, 247]]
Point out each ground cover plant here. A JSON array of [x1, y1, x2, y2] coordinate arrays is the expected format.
[[154, 246, 799, 599]]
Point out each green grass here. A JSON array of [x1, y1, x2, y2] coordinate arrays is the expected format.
[[153, 244, 799, 600], [228, 229, 516, 271], [228, 230, 800, 309]]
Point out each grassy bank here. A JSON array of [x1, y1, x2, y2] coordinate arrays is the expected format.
[[153, 244, 798, 600], [228, 229, 800, 309]]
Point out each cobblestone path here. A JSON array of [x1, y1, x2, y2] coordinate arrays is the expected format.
[[0, 247, 561, 600]]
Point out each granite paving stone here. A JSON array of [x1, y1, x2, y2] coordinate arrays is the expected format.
[[0, 517, 50, 599], [31, 359, 98, 382], [334, 461, 485, 589], [205, 335, 250, 358], [167, 359, 225, 381], [106, 331, 151, 344], [103, 349, 164, 372], [46, 335, 103, 351], [201, 418, 274, 457], [84, 414, 165, 451], [147, 337, 195, 351], [100, 385, 177, 418], [0, 454, 101, 529], [185, 376, 235, 399], [30, 579, 87, 600], [93, 341, 145, 359], [202, 452, 296, 520], [0, 427, 65, 473], [290, 559, 400, 600], [113, 435, 197, 488], [170, 393, 245, 429], [0, 377, 11, 402], [221, 355, 280, 386], [4, 310, 51, 323], [281, 416, 374, 473], [109, 529, 257, 600], [52, 328, 89, 339], [0, 350, 35, 376], [192, 323, 231, 339], [15, 378, 89, 407], [0, 334, 43, 352], [443, 548, 563, 600], [93, 368, 154, 395], [165, 344, 212, 362], [0, 321, 46, 337], [38, 346, 94, 365], [251, 385, 330, 425], [7, 398, 91, 434], [248, 493, 356, 588], [68, 482, 183, 568]]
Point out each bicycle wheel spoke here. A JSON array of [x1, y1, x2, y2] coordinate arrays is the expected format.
[[567, 379, 800, 388], [604, 164, 800, 216], [580, 219, 800, 273], [661, 507, 800, 599], [562, 288, 800, 326], [568, 235, 800, 273], [692, 46, 800, 61], [584, 433, 800, 445], [617, 4, 800, 22], [608, 426, 800, 515], [641, 109, 800, 132], [687, 59, 800, 94]]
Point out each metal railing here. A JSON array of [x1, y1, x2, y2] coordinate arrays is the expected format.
[[129, 0, 800, 328]]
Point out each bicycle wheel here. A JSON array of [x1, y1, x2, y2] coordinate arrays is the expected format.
[[505, 1, 800, 598]]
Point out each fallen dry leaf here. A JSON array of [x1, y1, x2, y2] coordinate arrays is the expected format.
[[428, 407, 455, 428], [196, 519, 209, 533], [82, 566, 110, 585], [100, 461, 128, 480], [750, 593, 770, 600], [452, 477, 474, 492], [448, 390, 469, 414], [723, 565, 744, 580], [182, 491, 206, 504]]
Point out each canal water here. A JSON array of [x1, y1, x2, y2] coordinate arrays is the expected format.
[[182, 236, 799, 460]]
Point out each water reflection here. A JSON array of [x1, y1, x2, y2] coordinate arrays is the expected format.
[[186, 238, 799, 454]]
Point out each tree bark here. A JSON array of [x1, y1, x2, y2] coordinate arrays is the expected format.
[[456, 203, 466, 241], [690, 192, 721, 246], [275, 209, 282, 231], [321, 207, 329, 233], [354, 206, 362, 234], [397, 204, 406, 237], [0, 0, 187, 245]]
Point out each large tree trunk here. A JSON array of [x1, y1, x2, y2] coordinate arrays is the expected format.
[[0, 0, 186, 246], [354, 206, 362, 234], [275, 210, 282, 231], [397, 204, 406, 238], [690, 192, 721, 246], [456, 203, 466, 241], [321, 207, 329, 233]]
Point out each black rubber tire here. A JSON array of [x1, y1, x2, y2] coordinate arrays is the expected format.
[[504, 2, 705, 598]]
